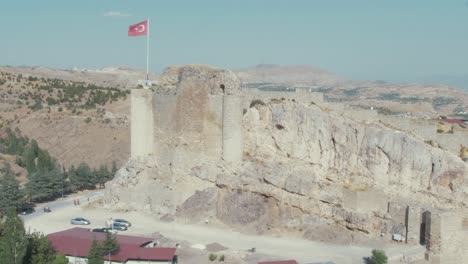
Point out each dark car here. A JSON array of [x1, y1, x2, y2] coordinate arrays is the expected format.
[[109, 223, 127, 231], [90, 227, 109, 233], [113, 218, 131, 227], [20, 208, 35, 215]]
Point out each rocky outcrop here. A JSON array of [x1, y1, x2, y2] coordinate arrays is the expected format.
[[104, 68, 468, 245]]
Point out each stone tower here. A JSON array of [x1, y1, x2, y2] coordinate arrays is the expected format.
[[130, 65, 243, 166]]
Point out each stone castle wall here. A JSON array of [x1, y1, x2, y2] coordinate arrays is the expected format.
[[378, 115, 468, 155], [427, 211, 468, 264], [131, 89, 155, 158], [242, 89, 324, 110]]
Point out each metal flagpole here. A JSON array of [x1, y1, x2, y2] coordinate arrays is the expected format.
[[146, 18, 150, 84]]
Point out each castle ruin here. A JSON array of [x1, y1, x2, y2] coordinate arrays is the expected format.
[[117, 65, 468, 263]]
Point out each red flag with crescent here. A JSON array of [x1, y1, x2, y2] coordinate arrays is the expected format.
[[128, 20, 148, 37]]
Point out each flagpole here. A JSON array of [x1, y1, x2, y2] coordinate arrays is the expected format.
[[146, 18, 149, 84]]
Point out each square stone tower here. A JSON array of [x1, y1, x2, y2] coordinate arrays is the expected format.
[[130, 65, 243, 167]]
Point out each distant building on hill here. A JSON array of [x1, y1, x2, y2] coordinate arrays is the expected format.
[[258, 260, 298, 264]]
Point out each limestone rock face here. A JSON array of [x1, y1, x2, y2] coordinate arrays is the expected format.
[[103, 157, 176, 215], [105, 95, 468, 244]]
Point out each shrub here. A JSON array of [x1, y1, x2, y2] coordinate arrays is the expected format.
[[85, 117, 92, 123], [209, 254, 217, 261], [58, 107, 63, 112], [249, 99, 265, 108], [276, 124, 285, 130], [371, 249, 387, 264], [219, 255, 225, 261]]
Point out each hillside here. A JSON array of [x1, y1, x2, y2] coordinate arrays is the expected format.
[[0, 64, 467, 170], [0, 69, 131, 169], [236, 65, 468, 118]]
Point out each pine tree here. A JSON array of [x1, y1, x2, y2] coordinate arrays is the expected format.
[[87, 237, 104, 264], [24, 231, 56, 264], [21, 140, 39, 174], [36, 149, 54, 173], [0, 209, 28, 264], [76, 162, 93, 190], [102, 231, 119, 262], [27, 166, 64, 202], [0, 163, 23, 211], [66, 165, 78, 192]]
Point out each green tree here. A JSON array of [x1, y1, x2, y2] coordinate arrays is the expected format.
[[24, 232, 56, 264], [53, 254, 69, 264], [87, 238, 104, 264], [0, 209, 28, 264], [102, 231, 119, 262], [111, 161, 118, 175], [371, 249, 388, 264], [0, 163, 23, 211], [95, 165, 111, 188], [27, 167, 63, 202], [21, 140, 39, 174], [66, 165, 78, 192], [36, 149, 54, 173], [76, 162, 93, 190]]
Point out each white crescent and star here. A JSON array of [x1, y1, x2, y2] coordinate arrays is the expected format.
[[135, 25, 145, 32]]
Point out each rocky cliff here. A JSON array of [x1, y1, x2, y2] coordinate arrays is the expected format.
[[104, 66, 468, 245]]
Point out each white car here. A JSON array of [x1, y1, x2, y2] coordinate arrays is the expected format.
[[113, 218, 131, 227], [71, 217, 90, 225]]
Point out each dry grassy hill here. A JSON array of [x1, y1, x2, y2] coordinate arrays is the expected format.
[[0, 70, 131, 169], [1, 64, 467, 170]]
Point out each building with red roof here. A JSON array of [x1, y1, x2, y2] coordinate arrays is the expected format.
[[48, 227, 177, 264], [258, 260, 298, 264]]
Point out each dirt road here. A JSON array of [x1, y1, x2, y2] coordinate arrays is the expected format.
[[21, 194, 420, 264]]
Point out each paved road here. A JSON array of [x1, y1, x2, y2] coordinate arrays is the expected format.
[[20, 190, 104, 221]]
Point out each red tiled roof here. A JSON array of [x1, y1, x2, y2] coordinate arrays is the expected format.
[[48, 227, 176, 262], [437, 119, 466, 125], [258, 260, 298, 264]]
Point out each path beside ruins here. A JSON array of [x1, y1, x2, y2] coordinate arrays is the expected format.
[[21, 193, 419, 264]]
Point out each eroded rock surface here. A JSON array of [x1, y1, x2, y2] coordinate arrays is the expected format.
[[104, 66, 468, 245]]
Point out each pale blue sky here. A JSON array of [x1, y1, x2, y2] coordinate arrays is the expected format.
[[1, 0, 468, 85]]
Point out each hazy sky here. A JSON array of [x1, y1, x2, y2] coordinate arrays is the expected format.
[[1, 0, 468, 83]]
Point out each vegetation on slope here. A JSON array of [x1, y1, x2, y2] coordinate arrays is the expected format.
[[0, 71, 129, 111], [0, 127, 117, 210]]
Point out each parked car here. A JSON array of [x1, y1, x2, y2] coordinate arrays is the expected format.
[[109, 223, 127, 231], [113, 218, 132, 227], [90, 227, 109, 233], [20, 208, 35, 215], [71, 217, 90, 225]]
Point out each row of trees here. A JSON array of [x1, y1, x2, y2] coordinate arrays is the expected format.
[[0, 127, 118, 210], [1, 71, 129, 111], [0, 209, 68, 264]]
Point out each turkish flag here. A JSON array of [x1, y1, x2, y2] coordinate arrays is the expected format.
[[128, 20, 148, 37]]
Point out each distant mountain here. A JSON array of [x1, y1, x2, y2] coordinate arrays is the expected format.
[[422, 74, 468, 92], [234, 64, 346, 86], [0, 65, 159, 89]]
